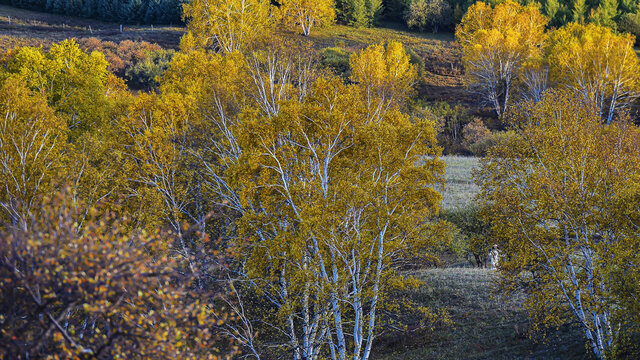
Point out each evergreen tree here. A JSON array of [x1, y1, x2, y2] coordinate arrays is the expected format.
[[572, 0, 587, 23], [590, 0, 618, 29], [544, 0, 560, 25]]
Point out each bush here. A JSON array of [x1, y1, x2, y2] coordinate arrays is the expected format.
[[441, 205, 491, 268], [78, 38, 162, 77], [407, 47, 426, 78], [468, 130, 518, 156], [462, 117, 490, 148], [125, 49, 175, 90], [320, 46, 352, 77]]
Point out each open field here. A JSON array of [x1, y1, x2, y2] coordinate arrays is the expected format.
[[441, 156, 480, 210], [373, 268, 589, 360], [0, 5, 184, 48]]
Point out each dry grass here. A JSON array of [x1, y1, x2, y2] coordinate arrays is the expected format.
[[305, 23, 469, 105], [0, 5, 184, 49], [440, 156, 480, 210], [373, 268, 589, 360]]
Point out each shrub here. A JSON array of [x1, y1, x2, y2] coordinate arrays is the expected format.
[[125, 49, 175, 90], [462, 117, 490, 145], [320, 46, 352, 77], [619, 12, 640, 43], [469, 130, 518, 156], [407, 47, 426, 78], [78, 38, 162, 78], [441, 205, 491, 268]]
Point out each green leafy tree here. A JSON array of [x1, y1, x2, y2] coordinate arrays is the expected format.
[[405, 0, 454, 33], [336, 0, 383, 27], [590, 0, 619, 29]]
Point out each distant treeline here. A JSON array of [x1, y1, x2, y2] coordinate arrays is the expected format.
[[0, 0, 187, 24], [3, 0, 640, 31]]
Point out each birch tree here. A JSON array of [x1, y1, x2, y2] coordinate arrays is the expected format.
[[546, 23, 640, 124], [278, 0, 335, 36], [456, 0, 547, 117], [0, 77, 65, 229], [349, 41, 417, 122], [161, 41, 445, 359], [477, 89, 640, 359], [183, 0, 273, 53]]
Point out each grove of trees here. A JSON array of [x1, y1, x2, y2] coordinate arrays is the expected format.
[[0, 0, 187, 24], [2, 0, 640, 359], [0, 2, 448, 358], [457, 0, 640, 121]]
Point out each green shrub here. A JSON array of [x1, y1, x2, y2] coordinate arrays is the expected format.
[[441, 205, 491, 267], [407, 47, 426, 78], [125, 48, 175, 91], [468, 130, 517, 157], [320, 46, 352, 77]]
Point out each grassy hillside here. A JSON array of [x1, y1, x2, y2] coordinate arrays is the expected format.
[[0, 5, 183, 48]]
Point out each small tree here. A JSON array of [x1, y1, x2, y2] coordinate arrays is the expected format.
[[182, 0, 272, 52], [405, 0, 453, 33], [278, 0, 335, 36]]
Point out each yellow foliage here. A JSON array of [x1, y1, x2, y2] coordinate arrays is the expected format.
[[477, 89, 640, 359], [546, 23, 640, 124], [183, 0, 273, 53], [456, 0, 547, 117], [277, 0, 335, 36], [349, 41, 417, 121]]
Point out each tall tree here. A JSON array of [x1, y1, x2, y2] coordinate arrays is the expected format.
[[477, 89, 640, 360], [456, 0, 548, 117], [590, 0, 619, 29], [546, 23, 640, 124], [0, 77, 65, 228], [278, 0, 336, 36], [572, 0, 587, 22]]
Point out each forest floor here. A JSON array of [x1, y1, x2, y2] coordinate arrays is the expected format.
[[0, 5, 591, 359]]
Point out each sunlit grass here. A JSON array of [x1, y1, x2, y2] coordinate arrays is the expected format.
[[440, 156, 479, 210]]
